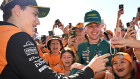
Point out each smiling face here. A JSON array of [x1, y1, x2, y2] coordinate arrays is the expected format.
[[75, 28, 85, 39], [19, 6, 40, 36], [112, 55, 133, 78], [61, 52, 74, 67], [85, 23, 101, 42], [50, 39, 62, 54]]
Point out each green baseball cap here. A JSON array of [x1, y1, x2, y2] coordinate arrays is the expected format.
[[0, 0, 50, 18], [84, 10, 101, 26]]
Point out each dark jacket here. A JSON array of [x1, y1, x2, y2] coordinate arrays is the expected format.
[[0, 21, 94, 79]]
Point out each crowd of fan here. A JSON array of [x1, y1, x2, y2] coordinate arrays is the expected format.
[[33, 6, 140, 79]]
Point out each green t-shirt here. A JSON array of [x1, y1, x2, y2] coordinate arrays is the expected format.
[[70, 39, 113, 75], [77, 39, 112, 66]]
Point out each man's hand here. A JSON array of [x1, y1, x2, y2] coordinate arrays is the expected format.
[[70, 63, 86, 70], [124, 27, 136, 39], [118, 9, 123, 18], [87, 54, 110, 73], [110, 37, 126, 48]]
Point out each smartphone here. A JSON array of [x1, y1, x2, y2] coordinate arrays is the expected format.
[[55, 19, 61, 27], [119, 4, 124, 14], [121, 28, 127, 31], [48, 31, 53, 36], [70, 30, 76, 38], [41, 35, 46, 44], [132, 17, 136, 21], [119, 4, 123, 10], [69, 23, 72, 28], [138, 7, 140, 12], [126, 22, 130, 27], [126, 22, 135, 34]]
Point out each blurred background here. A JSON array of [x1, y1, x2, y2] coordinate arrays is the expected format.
[[0, 0, 139, 36]]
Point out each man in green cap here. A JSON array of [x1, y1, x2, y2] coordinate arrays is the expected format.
[[70, 10, 113, 78], [0, 0, 110, 79]]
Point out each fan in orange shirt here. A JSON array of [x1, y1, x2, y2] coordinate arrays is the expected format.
[[68, 22, 88, 62], [53, 47, 75, 76], [43, 38, 63, 69]]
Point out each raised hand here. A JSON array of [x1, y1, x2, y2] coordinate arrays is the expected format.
[[87, 54, 110, 73]]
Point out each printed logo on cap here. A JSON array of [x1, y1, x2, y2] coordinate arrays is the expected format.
[[87, 14, 97, 16]]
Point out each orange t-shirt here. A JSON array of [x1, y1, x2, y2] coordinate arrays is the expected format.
[[37, 46, 44, 58], [43, 53, 61, 69], [53, 63, 65, 73], [42, 47, 50, 53], [63, 41, 68, 47]]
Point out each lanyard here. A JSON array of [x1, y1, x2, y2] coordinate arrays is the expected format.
[[110, 44, 118, 56], [86, 39, 103, 63]]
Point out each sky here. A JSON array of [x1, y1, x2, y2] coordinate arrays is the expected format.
[[0, 0, 140, 36]]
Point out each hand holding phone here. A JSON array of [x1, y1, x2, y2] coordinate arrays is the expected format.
[[119, 4, 124, 14], [126, 22, 135, 36], [48, 31, 53, 36], [126, 22, 130, 27], [55, 19, 62, 28], [70, 30, 76, 38], [41, 35, 46, 44], [127, 22, 135, 28]]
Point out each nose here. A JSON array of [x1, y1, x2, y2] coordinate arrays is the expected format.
[[36, 18, 40, 25], [65, 57, 69, 60], [92, 26, 97, 31], [117, 64, 121, 67]]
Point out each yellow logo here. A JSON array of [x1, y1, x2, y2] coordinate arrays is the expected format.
[[2, 0, 13, 7], [87, 14, 97, 16], [98, 51, 102, 53]]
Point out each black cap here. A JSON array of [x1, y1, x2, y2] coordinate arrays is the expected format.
[[0, 0, 50, 18]]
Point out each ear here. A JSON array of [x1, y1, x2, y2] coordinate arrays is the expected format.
[[85, 27, 88, 34], [13, 5, 22, 16]]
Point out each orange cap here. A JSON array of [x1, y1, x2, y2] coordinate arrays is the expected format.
[[111, 52, 132, 64], [106, 30, 113, 36], [74, 22, 84, 29]]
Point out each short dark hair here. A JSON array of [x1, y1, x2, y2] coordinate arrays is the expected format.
[[60, 48, 75, 64], [2, 5, 26, 21], [47, 38, 63, 51]]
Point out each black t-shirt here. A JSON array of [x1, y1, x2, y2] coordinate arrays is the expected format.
[[0, 32, 94, 79]]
